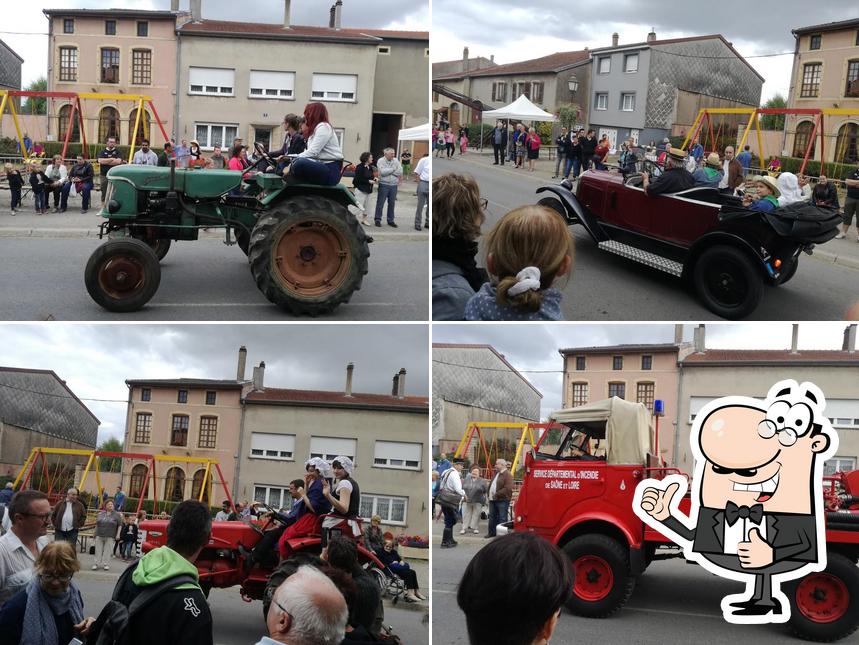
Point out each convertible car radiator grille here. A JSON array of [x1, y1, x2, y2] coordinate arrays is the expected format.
[[598, 240, 684, 277]]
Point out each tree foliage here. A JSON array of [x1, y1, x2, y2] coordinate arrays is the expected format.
[[760, 94, 787, 131], [21, 77, 47, 115], [557, 103, 582, 130], [98, 437, 124, 472]]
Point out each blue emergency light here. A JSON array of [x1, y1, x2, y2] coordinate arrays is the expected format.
[[654, 399, 665, 417]]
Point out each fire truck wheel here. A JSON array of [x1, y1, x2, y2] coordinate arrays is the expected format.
[[562, 534, 635, 618], [785, 552, 859, 642]]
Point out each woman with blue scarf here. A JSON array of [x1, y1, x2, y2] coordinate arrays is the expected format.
[[0, 540, 94, 645]]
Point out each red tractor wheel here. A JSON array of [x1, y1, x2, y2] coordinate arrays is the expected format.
[[786, 553, 859, 642], [562, 534, 635, 618]]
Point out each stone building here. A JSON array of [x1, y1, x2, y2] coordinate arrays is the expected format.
[[0, 366, 99, 478], [431, 344, 542, 452], [236, 363, 428, 534], [588, 32, 764, 149], [0, 39, 23, 92]]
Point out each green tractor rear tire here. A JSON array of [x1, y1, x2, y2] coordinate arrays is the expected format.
[[248, 196, 369, 316], [84, 238, 161, 312]]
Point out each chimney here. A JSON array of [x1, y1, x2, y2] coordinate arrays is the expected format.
[[333, 0, 342, 30], [237, 346, 247, 381], [490, 54, 495, 63], [843, 324, 857, 353], [693, 324, 706, 354], [463, 46, 469, 72], [329, 4, 336, 28], [345, 362, 354, 397], [790, 324, 799, 354], [252, 361, 265, 391], [283, 0, 291, 28], [674, 324, 683, 345], [190, 0, 201, 21], [612, 32, 619, 47], [170, 0, 179, 11], [391, 373, 399, 396], [396, 368, 406, 399], [647, 29, 656, 43]]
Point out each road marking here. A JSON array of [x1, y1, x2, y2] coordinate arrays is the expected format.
[[144, 302, 408, 307]]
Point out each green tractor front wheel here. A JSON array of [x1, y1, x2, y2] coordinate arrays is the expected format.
[[248, 196, 369, 316], [85, 238, 161, 312]]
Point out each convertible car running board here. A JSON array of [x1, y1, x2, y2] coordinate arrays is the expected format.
[[597, 240, 683, 277]]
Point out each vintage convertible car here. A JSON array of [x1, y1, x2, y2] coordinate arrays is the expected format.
[[536, 169, 841, 319]]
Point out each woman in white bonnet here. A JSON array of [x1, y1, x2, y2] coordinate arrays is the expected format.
[[322, 455, 362, 540], [277, 457, 333, 555], [777, 172, 804, 207]]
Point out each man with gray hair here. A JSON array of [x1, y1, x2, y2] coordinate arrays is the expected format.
[[50, 487, 87, 546], [485, 459, 513, 539], [374, 147, 402, 228], [259, 565, 348, 645]]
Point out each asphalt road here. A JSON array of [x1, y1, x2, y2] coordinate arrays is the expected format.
[[75, 559, 428, 644], [0, 237, 428, 320], [431, 535, 808, 645], [434, 156, 859, 321]]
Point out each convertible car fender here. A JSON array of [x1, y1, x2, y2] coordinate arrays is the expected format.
[[536, 184, 608, 243], [684, 230, 772, 280]]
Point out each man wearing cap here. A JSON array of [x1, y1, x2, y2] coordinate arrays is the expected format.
[[692, 153, 724, 188], [743, 176, 780, 212], [718, 146, 744, 193], [642, 147, 696, 197]]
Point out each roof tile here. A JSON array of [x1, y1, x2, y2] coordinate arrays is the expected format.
[[245, 387, 428, 410], [682, 350, 859, 364]]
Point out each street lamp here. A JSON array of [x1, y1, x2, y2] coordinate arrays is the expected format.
[[567, 76, 579, 94]]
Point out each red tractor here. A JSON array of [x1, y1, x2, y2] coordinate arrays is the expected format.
[[140, 506, 386, 609], [505, 398, 859, 642]]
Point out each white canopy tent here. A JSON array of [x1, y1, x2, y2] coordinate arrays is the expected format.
[[397, 123, 431, 141], [482, 94, 557, 122]]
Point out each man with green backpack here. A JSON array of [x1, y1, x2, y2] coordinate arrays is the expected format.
[[87, 500, 213, 645]]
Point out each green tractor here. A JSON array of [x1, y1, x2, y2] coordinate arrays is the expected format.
[[84, 150, 370, 315]]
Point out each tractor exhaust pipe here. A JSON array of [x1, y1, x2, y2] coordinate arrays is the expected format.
[[169, 157, 176, 192]]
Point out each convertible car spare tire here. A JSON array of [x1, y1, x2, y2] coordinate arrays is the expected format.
[[692, 245, 763, 319], [538, 197, 575, 223], [248, 196, 369, 316], [84, 238, 161, 312], [562, 534, 635, 618]]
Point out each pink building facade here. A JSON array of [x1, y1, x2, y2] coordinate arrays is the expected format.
[[43, 8, 179, 148]]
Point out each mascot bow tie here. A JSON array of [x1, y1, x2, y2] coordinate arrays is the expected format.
[[725, 502, 764, 526]]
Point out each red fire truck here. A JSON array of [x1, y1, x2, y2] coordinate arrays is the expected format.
[[506, 398, 859, 641]]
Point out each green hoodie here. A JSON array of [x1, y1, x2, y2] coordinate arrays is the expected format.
[[132, 546, 200, 591]]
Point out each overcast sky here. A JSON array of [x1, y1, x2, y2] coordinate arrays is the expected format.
[[3, 0, 429, 88], [0, 323, 428, 444], [433, 322, 855, 420], [433, 0, 850, 102]]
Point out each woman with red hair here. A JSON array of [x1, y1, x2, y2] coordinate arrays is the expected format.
[[284, 102, 344, 186]]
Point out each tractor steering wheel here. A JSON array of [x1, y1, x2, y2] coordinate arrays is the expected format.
[[248, 502, 281, 536], [254, 141, 278, 172]]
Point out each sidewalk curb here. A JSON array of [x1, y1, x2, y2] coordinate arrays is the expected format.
[[441, 155, 859, 273]]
